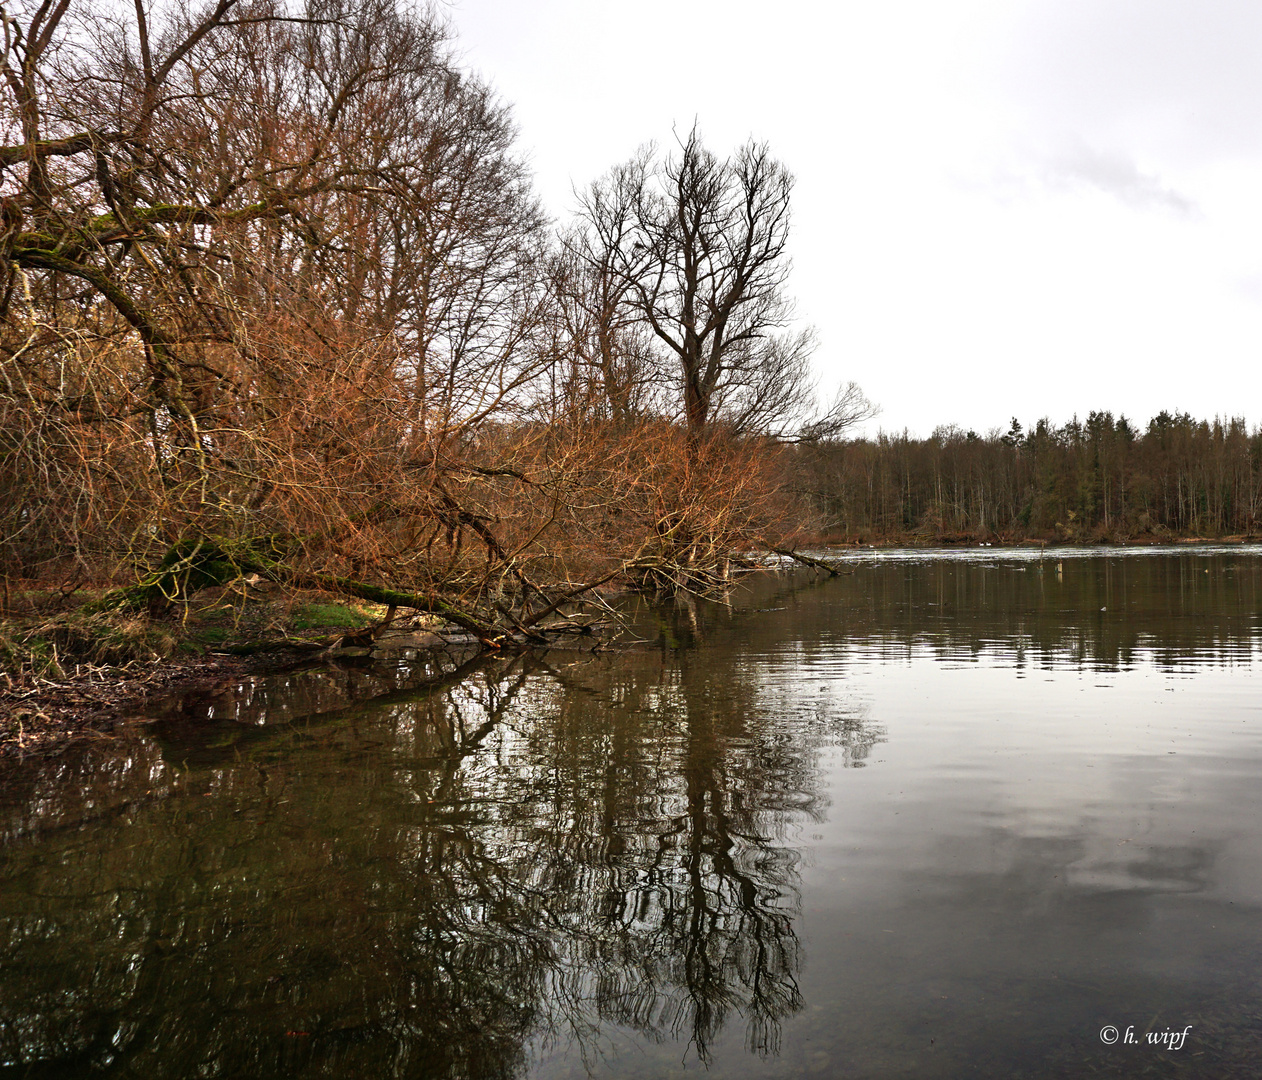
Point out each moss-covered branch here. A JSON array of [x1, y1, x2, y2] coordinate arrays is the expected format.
[[280, 572, 498, 643], [0, 132, 115, 167]]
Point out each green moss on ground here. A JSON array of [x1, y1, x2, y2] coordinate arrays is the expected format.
[[0, 580, 398, 683], [289, 602, 381, 630]]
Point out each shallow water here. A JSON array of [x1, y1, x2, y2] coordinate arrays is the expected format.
[[2, 546, 1261, 1078]]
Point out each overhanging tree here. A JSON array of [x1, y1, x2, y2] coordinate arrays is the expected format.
[[0, 0, 571, 634]]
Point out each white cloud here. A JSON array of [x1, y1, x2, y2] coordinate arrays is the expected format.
[[1037, 143, 1195, 216], [983, 140, 1199, 217]]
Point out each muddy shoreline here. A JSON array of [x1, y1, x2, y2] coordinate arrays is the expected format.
[[0, 620, 601, 762], [0, 649, 317, 760]]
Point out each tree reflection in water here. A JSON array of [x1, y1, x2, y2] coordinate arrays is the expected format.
[[0, 607, 877, 1078], [10, 552, 1245, 1075]]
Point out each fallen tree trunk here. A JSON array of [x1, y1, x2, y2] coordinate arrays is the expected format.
[[280, 572, 500, 644], [760, 542, 853, 576], [85, 535, 710, 654]]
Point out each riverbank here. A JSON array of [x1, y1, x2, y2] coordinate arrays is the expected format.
[[0, 650, 291, 759], [0, 581, 455, 759], [0, 577, 616, 760]]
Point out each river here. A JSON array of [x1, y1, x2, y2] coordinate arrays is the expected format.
[[1, 546, 1260, 1078]]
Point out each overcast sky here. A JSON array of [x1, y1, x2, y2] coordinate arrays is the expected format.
[[449, 0, 1262, 437]]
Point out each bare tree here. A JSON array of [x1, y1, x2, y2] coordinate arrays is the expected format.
[[546, 227, 664, 426], [0, 0, 574, 631], [576, 126, 872, 442], [0, 2, 859, 632]]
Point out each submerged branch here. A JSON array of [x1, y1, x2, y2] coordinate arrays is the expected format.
[[759, 543, 852, 576]]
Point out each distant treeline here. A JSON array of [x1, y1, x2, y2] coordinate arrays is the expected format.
[[795, 412, 1262, 541]]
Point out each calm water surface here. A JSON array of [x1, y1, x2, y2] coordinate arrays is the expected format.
[[2, 546, 1262, 1078]]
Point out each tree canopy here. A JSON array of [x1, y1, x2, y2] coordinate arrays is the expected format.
[[1, 1, 870, 628]]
